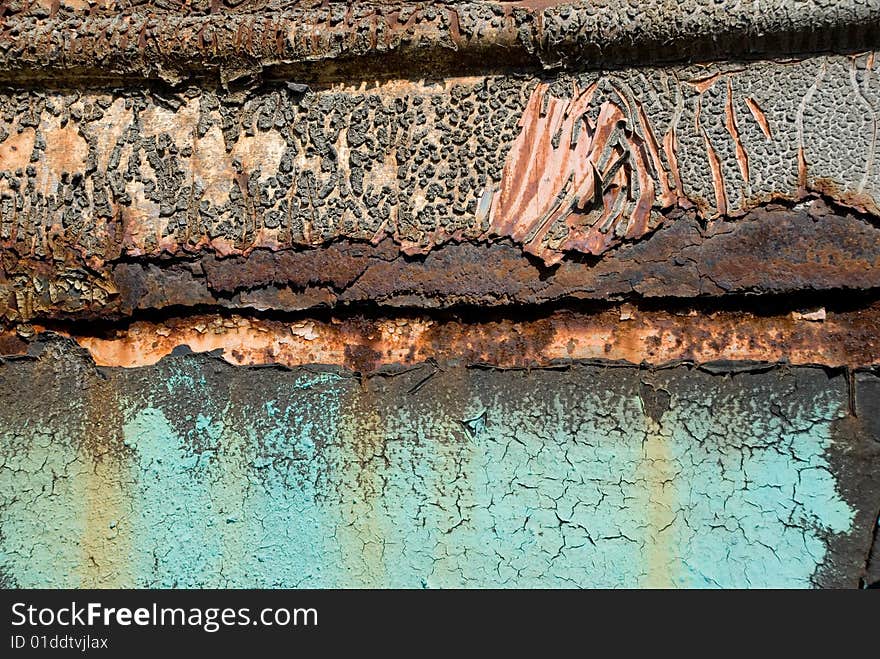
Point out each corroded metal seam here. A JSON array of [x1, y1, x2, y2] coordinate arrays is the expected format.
[[1, 1, 879, 83], [4, 303, 880, 370]]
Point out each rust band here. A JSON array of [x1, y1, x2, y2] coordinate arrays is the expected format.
[[5, 303, 880, 370]]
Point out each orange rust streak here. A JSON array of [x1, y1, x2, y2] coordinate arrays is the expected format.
[[569, 122, 607, 209], [686, 73, 722, 95], [725, 80, 750, 185], [623, 134, 656, 238], [798, 147, 809, 195], [489, 84, 550, 236], [523, 96, 575, 247], [744, 97, 772, 140], [8, 307, 877, 372], [695, 98, 727, 216], [490, 81, 607, 263], [637, 102, 676, 207], [662, 128, 687, 206]]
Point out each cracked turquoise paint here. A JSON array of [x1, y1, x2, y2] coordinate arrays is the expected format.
[[0, 354, 858, 588]]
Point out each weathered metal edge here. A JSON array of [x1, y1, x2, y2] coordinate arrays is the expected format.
[[2, 1, 879, 83]]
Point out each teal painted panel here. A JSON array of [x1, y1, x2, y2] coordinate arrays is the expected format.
[[0, 341, 874, 587]]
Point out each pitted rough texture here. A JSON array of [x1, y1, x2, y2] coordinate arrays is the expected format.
[[4, 55, 880, 320], [2, 57, 880, 263], [0, 77, 529, 260], [0, 338, 877, 588]]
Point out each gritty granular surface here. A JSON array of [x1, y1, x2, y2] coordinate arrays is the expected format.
[[4, 55, 880, 319]]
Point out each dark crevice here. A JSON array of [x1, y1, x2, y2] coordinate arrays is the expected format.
[[860, 504, 880, 588], [5, 287, 880, 338]]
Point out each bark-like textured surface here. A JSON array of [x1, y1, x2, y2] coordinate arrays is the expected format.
[[2, 56, 880, 259], [2, 1, 878, 82], [4, 198, 880, 320], [0, 337, 878, 588]]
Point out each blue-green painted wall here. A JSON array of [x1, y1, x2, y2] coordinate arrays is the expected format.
[[0, 342, 869, 587]]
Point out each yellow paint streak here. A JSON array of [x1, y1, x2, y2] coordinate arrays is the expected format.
[[640, 420, 679, 588], [335, 395, 391, 587], [76, 381, 133, 588], [78, 455, 134, 587]]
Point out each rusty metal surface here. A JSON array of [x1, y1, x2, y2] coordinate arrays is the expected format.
[[2, 0, 880, 591], [3, 198, 880, 321], [4, 300, 880, 371], [3, 57, 880, 268], [3, 51, 880, 320], [1, 1, 878, 84]]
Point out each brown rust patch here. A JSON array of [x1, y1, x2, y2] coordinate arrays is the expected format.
[[201, 241, 384, 293], [0, 332, 27, 355], [5, 198, 880, 321], [808, 177, 880, 216]]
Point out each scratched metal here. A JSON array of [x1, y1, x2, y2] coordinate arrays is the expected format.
[[0, 338, 877, 588]]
